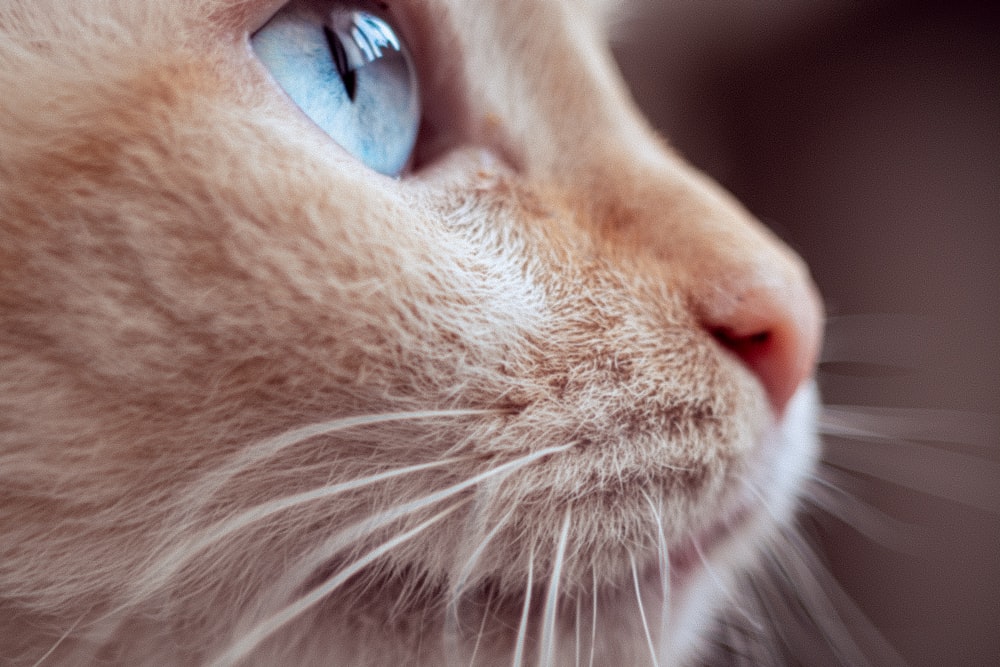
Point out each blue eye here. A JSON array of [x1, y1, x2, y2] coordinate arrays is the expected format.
[[252, 2, 420, 176]]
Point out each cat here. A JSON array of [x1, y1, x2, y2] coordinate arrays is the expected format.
[[0, 0, 828, 665]]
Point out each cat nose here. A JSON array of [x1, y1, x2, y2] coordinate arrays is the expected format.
[[699, 263, 823, 417]]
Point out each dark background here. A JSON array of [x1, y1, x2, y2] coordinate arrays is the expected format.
[[612, 1, 1000, 664]]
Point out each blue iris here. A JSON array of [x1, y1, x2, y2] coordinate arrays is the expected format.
[[252, 3, 420, 176]]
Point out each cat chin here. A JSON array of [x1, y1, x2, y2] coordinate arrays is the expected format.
[[659, 381, 821, 662], [357, 383, 818, 666], [280, 384, 819, 666], [634, 381, 820, 589]]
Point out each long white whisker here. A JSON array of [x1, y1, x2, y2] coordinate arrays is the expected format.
[[208, 501, 466, 667], [31, 613, 85, 667], [574, 594, 582, 667], [806, 471, 935, 554], [721, 609, 760, 665], [641, 491, 671, 642], [142, 456, 469, 598], [589, 570, 597, 667], [691, 539, 760, 633], [445, 507, 515, 661], [263, 444, 574, 619], [467, 598, 491, 667], [539, 508, 571, 667], [201, 409, 503, 496], [822, 436, 1000, 514], [511, 545, 534, 667], [742, 478, 778, 522], [691, 540, 730, 602], [449, 507, 516, 608], [742, 555, 799, 660], [86, 411, 506, 640], [819, 404, 998, 449], [630, 553, 660, 667], [151, 410, 498, 575], [745, 574, 789, 666], [176, 409, 501, 532], [820, 313, 927, 367], [774, 530, 908, 667]]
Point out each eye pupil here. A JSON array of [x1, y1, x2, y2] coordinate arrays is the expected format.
[[323, 25, 357, 101], [252, 3, 420, 176]]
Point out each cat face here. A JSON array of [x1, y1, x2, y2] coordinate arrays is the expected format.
[[0, 1, 822, 664]]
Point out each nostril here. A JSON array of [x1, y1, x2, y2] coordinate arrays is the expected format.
[[712, 328, 772, 359], [712, 324, 797, 417], [711, 326, 781, 399], [711, 326, 779, 393], [701, 281, 823, 418]]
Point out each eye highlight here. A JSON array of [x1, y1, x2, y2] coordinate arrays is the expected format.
[[252, 1, 420, 176]]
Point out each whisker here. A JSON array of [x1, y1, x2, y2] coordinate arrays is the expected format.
[[691, 537, 761, 635], [641, 491, 671, 641], [776, 530, 908, 667], [574, 593, 582, 667], [763, 534, 867, 666], [740, 558, 798, 662], [688, 538, 763, 648], [820, 313, 928, 367], [264, 444, 574, 615], [141, 456, 470, 598], [722, 607, 764, 666], [806, 471, 936, 554], [189, 408, 505, 510], [738, 481, 796, 638], [742, 479, 777, 522], [467, 599, 491, 667], [820, 404, 998, 449], [511, 545, 534, 667], [589, 570, 597, 667], [89, 410, 509, 638], [444, 507, 515, 657], [539, 508, 571, 667], [31, 613, 85, 667], [822, 435, 1000, 514], [630, 553, 660, 667], [208, 501, 466, 667], [197, 443, 566, 667], [691, 541, 733, 604], [449, 507, 516, 607]]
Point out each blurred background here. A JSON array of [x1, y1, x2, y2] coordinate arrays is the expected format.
[[612, 1, 999, 664]]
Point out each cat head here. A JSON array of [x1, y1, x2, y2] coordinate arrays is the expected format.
[[0, 1, 822, 664]]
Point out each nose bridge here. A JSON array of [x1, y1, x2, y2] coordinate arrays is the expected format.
[[575, 147, 789, 288], [573, 149, 825, 415], [453, 0, 825, 415]]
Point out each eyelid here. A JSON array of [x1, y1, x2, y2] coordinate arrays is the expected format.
[[245, 1, 403, 33], [237, 0, 298, 36]]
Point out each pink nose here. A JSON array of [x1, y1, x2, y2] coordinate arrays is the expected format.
[[704, 277, 823, 416]]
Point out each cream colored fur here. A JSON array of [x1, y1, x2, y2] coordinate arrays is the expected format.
[[0, 1, 822, 665]]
